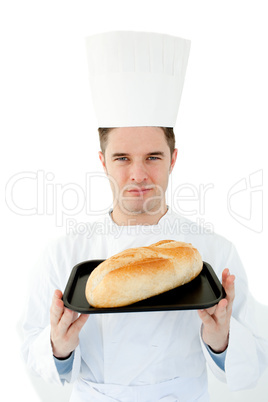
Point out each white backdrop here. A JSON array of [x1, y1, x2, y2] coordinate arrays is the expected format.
[[1, 0, 268, 400]]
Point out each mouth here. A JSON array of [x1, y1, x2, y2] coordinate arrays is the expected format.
[[127, 187, 153, 195]]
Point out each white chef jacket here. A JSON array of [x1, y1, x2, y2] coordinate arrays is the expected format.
[[21, 208, 268, 401]]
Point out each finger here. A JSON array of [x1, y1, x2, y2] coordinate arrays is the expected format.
[[198, 309, 215, 326], [69, 314, 89, 337], [221, 268, 230, 283], [54, 289, 63, 299], [50, 290, 64, 327], [222, 269, 235, 290], [225, 277, 235, 310], [217, 297, 228, 309], [204, 305, 217, 316], [70, 311, 79, 324], [57, 308, 76, 336], [213, 298, 228, 323], [222, 268, 235, 296]]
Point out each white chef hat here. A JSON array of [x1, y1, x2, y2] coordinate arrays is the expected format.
[[85, 31, 191, 127]]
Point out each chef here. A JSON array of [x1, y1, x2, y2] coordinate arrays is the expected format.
[[22, 31, 268, 401]]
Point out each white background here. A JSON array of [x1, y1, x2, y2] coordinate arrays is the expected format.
[[1, 0, 268, 400]]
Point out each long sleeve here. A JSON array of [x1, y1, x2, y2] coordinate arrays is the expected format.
[[54, 353, 74, 376], [21, 239, 82, 385], [225, 313, 268, 390], [202, 242, 268, 391], [203, 339, 227, 371]]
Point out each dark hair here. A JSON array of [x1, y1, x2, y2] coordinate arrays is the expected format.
[[98, 127, 175, 157]]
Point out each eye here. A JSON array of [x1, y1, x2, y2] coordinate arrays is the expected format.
[[147, 156, 161, 160], [115, 157, 128, 161]]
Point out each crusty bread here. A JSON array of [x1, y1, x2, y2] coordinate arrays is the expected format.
[[85, 240, 203, 308]]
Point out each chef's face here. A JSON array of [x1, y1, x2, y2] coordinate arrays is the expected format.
[[98, 127, 177, 217]]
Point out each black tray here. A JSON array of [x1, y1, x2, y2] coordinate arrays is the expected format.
[[62, 260, 226, 314]]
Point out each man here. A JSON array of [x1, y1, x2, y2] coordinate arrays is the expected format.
[[22, 31, 268, 401]]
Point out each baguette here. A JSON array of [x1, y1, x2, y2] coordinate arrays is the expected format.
[[85, 240, 203, 308]]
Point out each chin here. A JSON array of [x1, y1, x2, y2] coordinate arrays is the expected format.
[[121, 201, 162, 216]]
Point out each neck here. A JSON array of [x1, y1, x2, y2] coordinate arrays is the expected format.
[[111, 204, 169, 226]]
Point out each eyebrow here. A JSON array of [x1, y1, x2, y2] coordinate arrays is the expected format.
[[111, 151, 165, 158]]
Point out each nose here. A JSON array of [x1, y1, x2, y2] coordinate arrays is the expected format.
[[130, 161, 148, 183]]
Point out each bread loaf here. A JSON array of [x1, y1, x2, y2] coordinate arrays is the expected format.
[[85, 240, 203, 308]]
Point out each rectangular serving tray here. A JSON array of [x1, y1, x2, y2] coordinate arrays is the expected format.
[[62, 260, 225, 314]]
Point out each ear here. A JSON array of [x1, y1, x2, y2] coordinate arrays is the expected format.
[[98, 151, 107, 174], [169, 148, 178, 174]]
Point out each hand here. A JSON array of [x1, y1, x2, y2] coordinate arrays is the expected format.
[[198, 268, 235, 353], [50, 289, 89, 359]]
